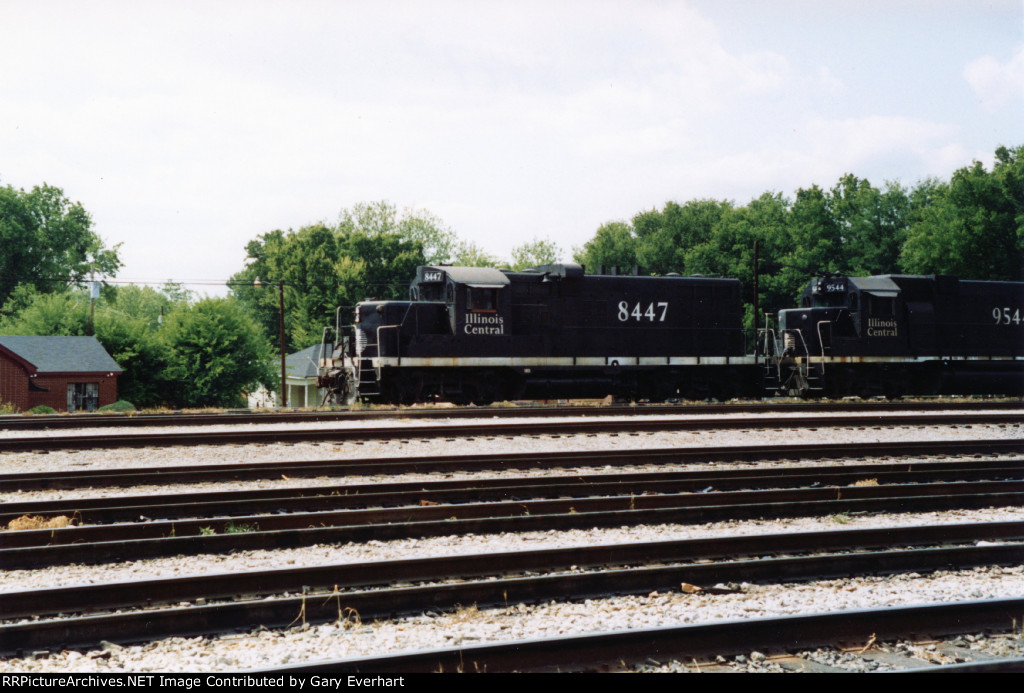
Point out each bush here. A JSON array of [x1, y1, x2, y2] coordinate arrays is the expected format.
[[27, 405, 57, 415], [98, 400, 136, 413]]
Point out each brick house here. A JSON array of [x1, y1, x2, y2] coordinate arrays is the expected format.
[[0, 336, 122, 412]]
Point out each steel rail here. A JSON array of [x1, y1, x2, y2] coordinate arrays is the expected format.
[[248, 598, 1024, 673], [3, 482, 1022, 567], [4, 521, 1019, 620], [0, 411, 1018, 452], [4, 460, 1022, 526], [2, 544, 1021, 655], [3, 438, 1021, 492], [898, 658, 1024, 673], [1, 399, 1017, 431], [5, 479, 1021, 546]]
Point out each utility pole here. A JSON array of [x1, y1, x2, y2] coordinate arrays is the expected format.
[[255, 278, 288, 408], [279, 281, 287, 408]]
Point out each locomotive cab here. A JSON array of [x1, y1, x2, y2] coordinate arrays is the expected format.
[[411, 265, 512, 339], [779, 276, 906, 358], [772, 275, 911, 397]]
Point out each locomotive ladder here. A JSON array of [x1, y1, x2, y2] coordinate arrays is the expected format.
[[761, 327, 825, 397], [354, 333, 381, 398], [758, 327, 783, 394]]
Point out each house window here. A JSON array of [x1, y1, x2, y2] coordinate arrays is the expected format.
[[67, 382, 99, 412]]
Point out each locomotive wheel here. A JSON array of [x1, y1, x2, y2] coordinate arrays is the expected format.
[[447, 376, 478, 406], [883, 374, 908, 399], [475, 372, 507, 405], [710, 371, 739, 401], [386, 372, 423, 406]]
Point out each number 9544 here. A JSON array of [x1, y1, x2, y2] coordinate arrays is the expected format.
[[993, 307, 1021, 325]]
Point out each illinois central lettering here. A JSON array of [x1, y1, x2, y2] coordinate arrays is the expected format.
[[867, 318, 898, 337], [464, 313, 505, 335]]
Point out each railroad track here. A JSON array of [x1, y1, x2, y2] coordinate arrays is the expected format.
[[255, 598, 1024, 673], [3, 438, 1021, 491], [2, 406, 1020, 672], [0, 410, 1018, 451], [3, 523, 1021, 657], [6, 458, 1022, 526], [1, 398, 1017, 431], [5, 469, 1022, 568]]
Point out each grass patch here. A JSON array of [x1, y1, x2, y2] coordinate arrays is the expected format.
[[98, 400, 137, 413], [223, 521, 258, 534]]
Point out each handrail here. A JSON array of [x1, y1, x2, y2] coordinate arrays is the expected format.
[[815, 320, 831, 375], [376, 324, 401, 365]]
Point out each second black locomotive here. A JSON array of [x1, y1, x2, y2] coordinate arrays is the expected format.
[[769, 274, 1024, 398]]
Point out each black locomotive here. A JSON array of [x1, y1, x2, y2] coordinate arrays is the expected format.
[[320, 263, 757, 404], [318, 265, 1024, 404], [768, 274, 1024, 398]]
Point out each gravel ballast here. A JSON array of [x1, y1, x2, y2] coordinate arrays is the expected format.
[[1, 409, 1021, 672]]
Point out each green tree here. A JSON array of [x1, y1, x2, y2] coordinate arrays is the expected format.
[[685, 192, 795, 330], [632, 200, 733, 274], [161, 297, 275, 408], [0, 183, 121, 306], [573, 221, 638, 274], [230, 225, 362, 352], [231, 202, 465, 351], [829, 175, 909, 276], [453, 240, 503, 267], [900, 146, 1024, 280], [0, 290, 90, 336], [510, 237, 563, 271]]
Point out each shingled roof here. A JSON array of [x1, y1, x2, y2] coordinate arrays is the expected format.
[[0, 336, 123, 374], [286, 344, 327, 379]]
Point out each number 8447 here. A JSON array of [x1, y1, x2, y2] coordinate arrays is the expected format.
[[618, 301, 669, 322]]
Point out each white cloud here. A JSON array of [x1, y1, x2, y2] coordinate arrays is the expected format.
[[0, 1, 1015, 290], [964, 45, 1024, 111]]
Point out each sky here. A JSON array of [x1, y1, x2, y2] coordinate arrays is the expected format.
[[2, 0, 1022, 296]]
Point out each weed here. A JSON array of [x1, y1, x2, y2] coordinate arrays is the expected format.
[[199, 526, 216, 535], [829, 513, 851, 524], [223, 521, 258, 534]]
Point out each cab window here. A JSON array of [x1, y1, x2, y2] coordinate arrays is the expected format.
[[468, 287, 498, 312]]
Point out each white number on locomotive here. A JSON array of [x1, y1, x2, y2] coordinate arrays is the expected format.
[[992, 307, 1022, 325], [617, 301, 669, 322]]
